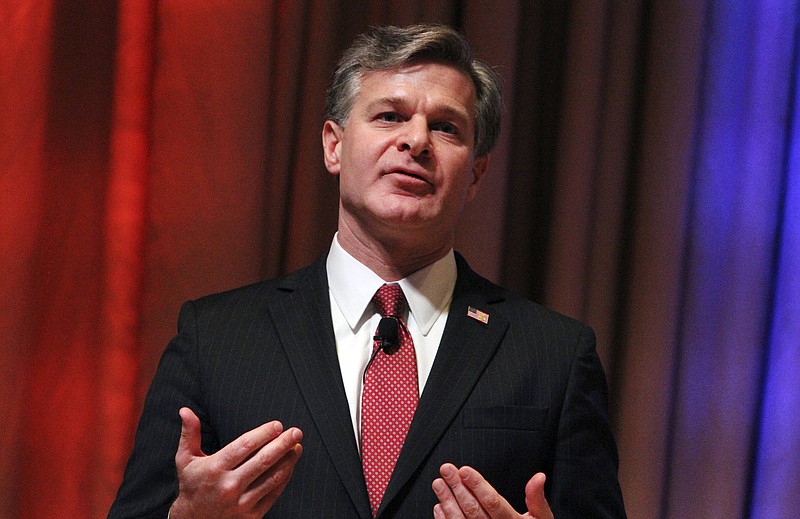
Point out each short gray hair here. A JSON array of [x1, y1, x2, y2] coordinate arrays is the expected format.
[[325, 24, 503, 157]]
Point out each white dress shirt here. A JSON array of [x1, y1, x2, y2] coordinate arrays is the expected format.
[[326, 234, 456, 445]]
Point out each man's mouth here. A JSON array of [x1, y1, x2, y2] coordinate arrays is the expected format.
[[384, 169, 433, 195], [387, 168, 428, 183]]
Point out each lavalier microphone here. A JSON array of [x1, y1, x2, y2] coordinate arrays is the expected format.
[[374, 316, 400, 355]]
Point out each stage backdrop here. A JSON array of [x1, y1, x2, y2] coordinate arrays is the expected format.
[[1, 1, 797, 517]]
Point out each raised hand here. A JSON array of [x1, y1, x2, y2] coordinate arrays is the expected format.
[[169, 407, 303, 519], [433, 464, 554, 519]]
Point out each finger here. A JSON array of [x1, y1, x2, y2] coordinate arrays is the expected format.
[[176, 407, 203, 468], [438, 463, 487, 518], [247, 441, 303, 496], [236, 427, 303, 487], [524, 473, 553, 519], [458, 466, 513, 517], [432, 476, 465, 518], [216, 420, 286, 470], [247, 443, 303, 515]]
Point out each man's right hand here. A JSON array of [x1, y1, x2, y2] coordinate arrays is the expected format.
[[169, 407, 303, 519]]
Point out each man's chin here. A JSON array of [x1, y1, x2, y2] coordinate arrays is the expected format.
[[376, 209, 432, 229], [375, 196, 435, 220]]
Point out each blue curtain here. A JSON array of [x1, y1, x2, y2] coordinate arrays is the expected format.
[[666, 2, 800, 517], [750, 4, 800, 515]]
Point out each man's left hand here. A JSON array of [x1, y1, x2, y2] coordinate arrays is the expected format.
[[432, 463, 554, 519]]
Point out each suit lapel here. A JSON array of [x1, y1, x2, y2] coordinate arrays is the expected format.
[[266, 256, 372, 518], [379, 256, 509, 515]]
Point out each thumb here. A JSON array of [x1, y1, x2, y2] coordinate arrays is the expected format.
[[525, 473, 554, 519], [175, 407, 203, 468]]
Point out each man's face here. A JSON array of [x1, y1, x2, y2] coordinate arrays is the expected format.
[[322, 61, 488, 249]]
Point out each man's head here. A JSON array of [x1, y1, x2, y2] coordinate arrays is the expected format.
[[322, 25, 502, 273], [325, 24, 502, 158]]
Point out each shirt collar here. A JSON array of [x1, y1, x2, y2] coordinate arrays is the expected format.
[[326, 233, 456, 336]]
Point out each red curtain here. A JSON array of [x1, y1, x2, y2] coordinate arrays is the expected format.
[[3, 1, 798, 517]]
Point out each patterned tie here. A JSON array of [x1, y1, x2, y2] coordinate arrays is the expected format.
[[361, 283, 419, 516]]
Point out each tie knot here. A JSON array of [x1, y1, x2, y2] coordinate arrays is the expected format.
[[372, 283, 407, 318]]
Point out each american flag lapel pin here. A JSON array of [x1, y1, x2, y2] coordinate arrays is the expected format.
[[467, 306, 489, 324]]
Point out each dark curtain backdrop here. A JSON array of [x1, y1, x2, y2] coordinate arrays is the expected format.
[[1, 1, 797, 517]]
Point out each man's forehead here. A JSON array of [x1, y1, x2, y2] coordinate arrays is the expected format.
[[358, 61, 473, 87], [355, 62, 477, 111]]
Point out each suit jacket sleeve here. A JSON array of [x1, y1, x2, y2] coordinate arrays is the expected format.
[[107, 301, 215, 519], [549, 324, 626, 517]]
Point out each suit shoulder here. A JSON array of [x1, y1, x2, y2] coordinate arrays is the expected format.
[[185, 258, 325, 317], [504, 288, 586, 330], [455, 253, 590, 337], [500, 290, 591, 345]]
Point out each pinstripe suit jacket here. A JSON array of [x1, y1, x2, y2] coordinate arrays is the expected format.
[[108, 253, 625, 518]]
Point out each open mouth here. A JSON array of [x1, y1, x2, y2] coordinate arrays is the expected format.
[[385, 169, 432, 195], [389, 169, 428, 183], [397, 171, 425, 182]]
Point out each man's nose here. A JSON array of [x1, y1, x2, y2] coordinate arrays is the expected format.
[[397, 117, 431, 157]]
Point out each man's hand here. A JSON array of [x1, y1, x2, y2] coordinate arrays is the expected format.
[[169, 407, 303, 519], [432, 463, 554, 519]]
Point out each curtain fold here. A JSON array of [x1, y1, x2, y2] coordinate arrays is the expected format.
[[96, 0, 154, 512], [664, 2, 797, 517], [0, 2, 53, 512], [750, 64, 800, 515], [613, 1, 705, 514], [13, 1, 117, 516], [749, 4, 800, 517], [2, 1, 798, 517]]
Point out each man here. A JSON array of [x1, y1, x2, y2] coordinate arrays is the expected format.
[[109, 24, 626, 518]]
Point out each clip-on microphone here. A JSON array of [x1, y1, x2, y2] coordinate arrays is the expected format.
[[374, 317, 400, 355], [362, 316, 401, 383]]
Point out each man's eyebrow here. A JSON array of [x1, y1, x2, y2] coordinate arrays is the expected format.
[[433, 105, 471, 125], [364, 96, 406, 112]]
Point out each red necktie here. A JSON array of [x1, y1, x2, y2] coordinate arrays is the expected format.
[[361, 283, 419, 516]]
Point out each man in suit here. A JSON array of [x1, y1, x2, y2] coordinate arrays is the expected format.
[[109, 24, 626, 518]]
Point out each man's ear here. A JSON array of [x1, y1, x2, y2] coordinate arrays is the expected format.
[[322, 120, 343, 176], [465, 154, 489, 202]]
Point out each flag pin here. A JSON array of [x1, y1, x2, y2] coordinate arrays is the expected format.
[[467, 306, 489, 324]]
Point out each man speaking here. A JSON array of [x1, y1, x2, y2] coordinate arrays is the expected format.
[[109, 24, 626, 518]]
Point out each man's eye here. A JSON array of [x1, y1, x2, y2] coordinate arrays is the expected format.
[[377, 112, 401, 122], [432, 122, 458, 134]]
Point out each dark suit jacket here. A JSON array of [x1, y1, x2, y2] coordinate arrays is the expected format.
[[108, 253, 625, 518]]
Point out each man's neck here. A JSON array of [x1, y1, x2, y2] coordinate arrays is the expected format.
[[336, 221, 452, 282]]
